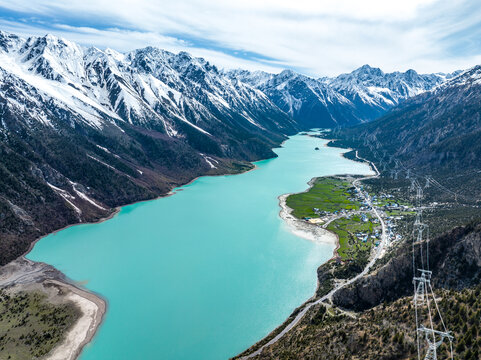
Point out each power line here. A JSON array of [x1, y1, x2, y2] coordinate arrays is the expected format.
[[361, 135, 455, 359], [412, 183, 453, 360]]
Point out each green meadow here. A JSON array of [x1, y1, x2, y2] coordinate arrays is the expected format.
[[286, 177, 361, 219]]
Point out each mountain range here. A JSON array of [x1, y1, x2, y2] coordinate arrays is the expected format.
[[227, 65, 459, 128], [0, 30, 468, 265], [332, 63, 481, 201], [0, 31, 297, 264]]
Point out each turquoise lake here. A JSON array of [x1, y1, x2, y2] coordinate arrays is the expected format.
[[27, 133, 372, 359]]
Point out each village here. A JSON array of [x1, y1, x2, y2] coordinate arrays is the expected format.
[[288, 177, 413, 264]]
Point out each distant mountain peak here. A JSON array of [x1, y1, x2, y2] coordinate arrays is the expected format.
[[357, 64, 381, 71], [0, 30, 296, 141], [43, 33, 60, 43], [352, 64, 384, 77], [0, 30, 23, 52], [279, 69, 297, 77], [436, 64, 481, 90], [231, 64, 451, 128]]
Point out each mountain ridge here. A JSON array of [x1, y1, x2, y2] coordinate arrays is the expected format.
[[228, 64, 459, 129], [0, 30, 299, 265], [332, 62, 481, 180], [0, 30, 469, 266]]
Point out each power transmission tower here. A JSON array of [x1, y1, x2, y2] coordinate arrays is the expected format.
[[412, 183, 454, 360], [425, 177, 430, 189]]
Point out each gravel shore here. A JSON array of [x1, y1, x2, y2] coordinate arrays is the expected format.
[[0, 257, 106, 360]]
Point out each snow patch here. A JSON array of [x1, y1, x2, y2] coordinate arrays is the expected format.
[[47, 183, 82, 216], [69, 181, 106, 210], [200, 153, 218, 169], [95, 145, 111, 153]]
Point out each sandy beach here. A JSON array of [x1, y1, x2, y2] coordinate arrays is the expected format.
[[278, 191, 338, 249], [0, 257, 106, 360], [45, 279, 106, 360]]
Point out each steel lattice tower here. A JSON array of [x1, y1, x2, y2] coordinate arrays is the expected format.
[[412, 182, 454, 360]]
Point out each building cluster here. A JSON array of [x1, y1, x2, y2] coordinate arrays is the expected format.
[[303, 185, 409, 247]]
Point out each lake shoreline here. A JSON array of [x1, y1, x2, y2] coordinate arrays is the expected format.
[[0, 257, 107, 360], [277, 143, 375, 264], [235, 146, 376, 359], [4, 160, 264, 360], [7, 134, 372, 360], [278, 191, 338, 248], [44, 279, 106, 360]]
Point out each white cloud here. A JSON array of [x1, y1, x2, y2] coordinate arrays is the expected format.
[[0, 0, 480, 76], [0, 20, 287, 73]]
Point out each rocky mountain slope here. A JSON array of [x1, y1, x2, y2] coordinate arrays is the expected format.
[[333, 222, 481, 311], [331, 65, 481, 201], [0, 31, 298, 265], [0, 30, 468, 266], [249, 282, 481, 360], [228, 65, 455, 128], [236, 61, 481, 360]]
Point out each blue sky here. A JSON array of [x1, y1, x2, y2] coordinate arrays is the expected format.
[[1, 0, 481, 76]]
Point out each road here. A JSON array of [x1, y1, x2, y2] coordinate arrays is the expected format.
[[241, 151, 389, 359]]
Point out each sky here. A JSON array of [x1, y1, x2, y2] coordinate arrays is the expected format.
[[1, 0, 481, 77]]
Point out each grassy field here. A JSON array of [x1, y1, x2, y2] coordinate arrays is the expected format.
[[286, 177, 378, 264], [286, 177, 360, 219], [0, 289, 80, 360], [285, 176, 382, 281], [327, 216, 376, 261]]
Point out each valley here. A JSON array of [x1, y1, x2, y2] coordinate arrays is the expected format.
[[22, 133, 372, 360], [0, 27, 480, 360], [0, 30, 457, 268], [236, 66, 481, 358]]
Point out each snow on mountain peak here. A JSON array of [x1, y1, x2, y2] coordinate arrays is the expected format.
[[0, 31, 23, 53], [0, 30, 295, 139], [104, 48, 125, 62], [435, 65, 481, 89], [352, 64, 384, 78], [231, 63, 453, 128], [0, 30, 465, 138]]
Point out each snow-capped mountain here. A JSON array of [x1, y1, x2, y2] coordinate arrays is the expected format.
[[0, 31, 296, 139], [335, 64, 481, 174], [0, 30, 298, 265], [0, 30, 467, 266], [228, 69, 355, 129], [321, 65, 460, 122], [228, 65, 457, 128]]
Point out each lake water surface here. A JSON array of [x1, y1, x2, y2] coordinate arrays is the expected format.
[[28, 133, 372, 359]]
